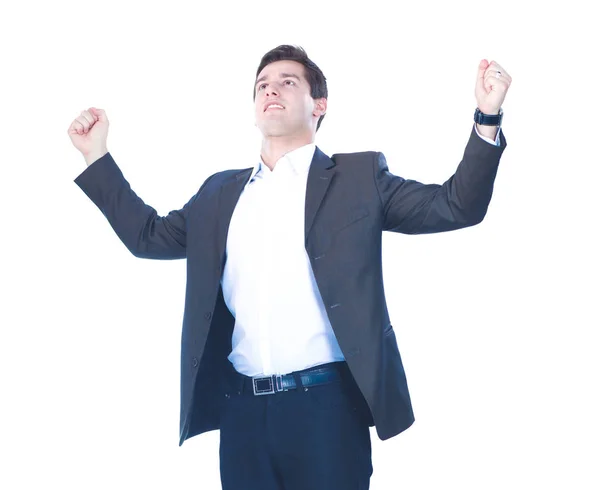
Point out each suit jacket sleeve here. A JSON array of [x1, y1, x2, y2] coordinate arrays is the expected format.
[[373, 124, 507, 234], [74, 151, 214, 259]]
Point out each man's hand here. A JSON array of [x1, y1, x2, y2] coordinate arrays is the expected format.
[[474, 60, 512, 139], [475, 59, 512, 116], [68, 107, 109, 166]]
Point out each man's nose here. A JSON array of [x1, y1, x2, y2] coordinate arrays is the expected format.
[[265, 85, 279, 97]]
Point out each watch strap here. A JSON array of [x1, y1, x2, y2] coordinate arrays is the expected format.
[[474, 107, 503, 126]]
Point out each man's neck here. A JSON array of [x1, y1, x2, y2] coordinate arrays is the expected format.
[[260, 135, 315, 171]]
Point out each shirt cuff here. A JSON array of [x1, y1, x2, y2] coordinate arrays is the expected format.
[[474, 122, 501, 146]]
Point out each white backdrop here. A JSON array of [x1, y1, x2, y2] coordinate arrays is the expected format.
[[1, 0, 599, 488]]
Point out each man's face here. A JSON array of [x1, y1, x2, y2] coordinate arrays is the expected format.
[[254, 60, 326, 138]]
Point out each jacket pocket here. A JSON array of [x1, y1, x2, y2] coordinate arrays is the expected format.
[[332, 206, 370, 234]]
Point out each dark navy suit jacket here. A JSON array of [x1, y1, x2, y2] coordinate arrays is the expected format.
[[74, 125, 507, 446]]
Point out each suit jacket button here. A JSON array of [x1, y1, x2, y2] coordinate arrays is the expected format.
[[192, 357, 198, 368], [204, 312, 212, 320]]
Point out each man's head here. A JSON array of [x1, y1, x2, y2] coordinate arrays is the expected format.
[[253, 45, 328, 139]]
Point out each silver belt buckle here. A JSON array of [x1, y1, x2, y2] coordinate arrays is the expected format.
[[252, 374, 284, 395]]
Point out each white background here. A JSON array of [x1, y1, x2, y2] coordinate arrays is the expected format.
[[1, 0, 599, 488]]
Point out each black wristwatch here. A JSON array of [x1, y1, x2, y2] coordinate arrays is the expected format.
[[474, 107, 503, 126]]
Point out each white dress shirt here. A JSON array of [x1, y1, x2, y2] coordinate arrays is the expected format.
[[221, 124, 501, 376]]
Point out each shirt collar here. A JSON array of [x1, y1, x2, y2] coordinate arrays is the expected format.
[[246, 143, 316, 187]]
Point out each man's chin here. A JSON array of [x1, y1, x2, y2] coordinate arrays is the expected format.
[[259, 122, 290, 138]]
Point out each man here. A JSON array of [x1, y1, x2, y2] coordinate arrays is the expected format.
[[69, 45, 510, 489]]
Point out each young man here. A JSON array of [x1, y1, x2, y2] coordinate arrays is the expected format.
[[69, 45, 510, 490]]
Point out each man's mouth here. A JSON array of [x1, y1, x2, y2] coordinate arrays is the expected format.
[[264, 103, 285, 112]]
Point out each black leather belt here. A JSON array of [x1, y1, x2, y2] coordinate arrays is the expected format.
[[252, 367, 341, 395], [230, 361, 349, 396]]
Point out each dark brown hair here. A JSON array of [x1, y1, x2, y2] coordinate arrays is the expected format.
[[254, 45, 328, 131]]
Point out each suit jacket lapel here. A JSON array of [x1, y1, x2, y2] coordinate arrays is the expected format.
[[216, 168, 253, 269], [304, 146, 336, 244]]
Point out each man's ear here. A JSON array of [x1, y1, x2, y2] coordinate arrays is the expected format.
[[313, 98, 327, 117]]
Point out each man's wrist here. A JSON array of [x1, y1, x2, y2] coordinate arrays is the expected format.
[[84, 149, 108, 167], [475, 123, 499, 140]]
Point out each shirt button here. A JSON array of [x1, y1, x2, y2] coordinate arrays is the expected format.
[[205, 312, 212, 320], [192, 357, 199, 368]]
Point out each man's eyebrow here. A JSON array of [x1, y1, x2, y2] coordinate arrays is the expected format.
[[255, 72, 302, 87]]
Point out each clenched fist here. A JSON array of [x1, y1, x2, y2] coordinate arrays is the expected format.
[[68, 107, 109, 166]]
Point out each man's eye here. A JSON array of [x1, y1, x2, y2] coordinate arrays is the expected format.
[[284, 80, 295, 85]]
